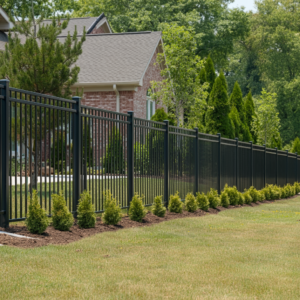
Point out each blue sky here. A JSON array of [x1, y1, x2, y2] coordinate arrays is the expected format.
[[228, 0, 257, 12]]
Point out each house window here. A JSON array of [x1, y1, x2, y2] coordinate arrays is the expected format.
[[146, 90, 155, 120]]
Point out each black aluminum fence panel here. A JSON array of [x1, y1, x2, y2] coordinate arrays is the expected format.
[[253, 149, 264, 190], [288, 156, 297, 184], [9, 88, 75, 221], [198, 136, 218, 194], [278, 154, 287, 187], [266, 152, 277, 185], [134, 119, 165, 206], [239, 145, 252, 191], [81, 106, 129, 211], [221, 139, 236, 189], [169, 127, 195, 199]]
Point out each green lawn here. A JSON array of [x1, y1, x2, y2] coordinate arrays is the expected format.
[[2, 198, 300, 299]]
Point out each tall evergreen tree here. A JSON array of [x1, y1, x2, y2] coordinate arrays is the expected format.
[[291, 137, 300, 154], [205, 55, 216, 93], [244, 91, 257, 142], [219, 71, 228, 91], [205, 76, 233, 138], [199, 68, 207, 85], [229, 82, 244, 118]]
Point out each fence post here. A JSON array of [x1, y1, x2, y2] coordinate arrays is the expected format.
[[217, 133, 221, 194], [164, 120, 169, 207], [250, 141, 253, 187], [296, 152, 298, 183], [286, 150, 288, 185], [127, 111, 134, 207], [194, 128, 199, 195], [275, 148, 278, 186], [0, 79, 9, 228], [235, 138, 239, 190], [263, 144, 266, 188], [72, 96, 81, 218]]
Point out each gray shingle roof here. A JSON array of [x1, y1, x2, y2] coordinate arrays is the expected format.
[[63, 31, 162, 84]]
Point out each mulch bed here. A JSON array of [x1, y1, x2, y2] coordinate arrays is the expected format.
[[0, 196, 297, 249]]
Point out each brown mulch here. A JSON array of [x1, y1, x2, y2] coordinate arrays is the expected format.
[[0, 196, 297, 249]]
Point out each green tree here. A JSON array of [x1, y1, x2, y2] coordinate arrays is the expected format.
[[151, 107, 176, 126], [244, 91, 257, 142], [205, 55, 216, 93], [0, 16, 85, 189], [205, 76, 233, 138], [252, 89, 281, 147], [150, 24, 208, 127], [291, 137, 300, 154]]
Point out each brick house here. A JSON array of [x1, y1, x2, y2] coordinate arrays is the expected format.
[[0, 9, 164, 120]]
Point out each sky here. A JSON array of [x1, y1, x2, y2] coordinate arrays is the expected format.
[[228, 0, 257, 12]]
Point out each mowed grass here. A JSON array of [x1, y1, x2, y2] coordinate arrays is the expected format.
[[2, 198, 300, 299]]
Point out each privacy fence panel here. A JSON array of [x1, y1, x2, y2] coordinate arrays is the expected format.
[[169, 127, 195, 199], [238, 142, 252, 191], [278, 152, 287, 187], [1, 82, 300, 227], [81, 106, 128, 212], [198, 133, 219, 194], [221, 138, 236, 189], [133, 119, 165, 206], [253, 145, 265, 190], [266, 149, 277, 185]]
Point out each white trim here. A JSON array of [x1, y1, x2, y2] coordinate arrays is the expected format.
[[0, 7, 13, 30], [73, 81, 141, 87], [113, 84, 120, 112], [96, 18, 112, 33]]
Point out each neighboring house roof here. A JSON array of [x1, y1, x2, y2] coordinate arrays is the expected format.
[[66, 31, 162, 89], [0, 7, 13, 31]]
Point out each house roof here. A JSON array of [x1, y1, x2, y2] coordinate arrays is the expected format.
[[66, 31, 162, 87]]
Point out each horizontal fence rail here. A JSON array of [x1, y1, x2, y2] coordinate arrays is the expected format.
[[0, 81, 299, 227]]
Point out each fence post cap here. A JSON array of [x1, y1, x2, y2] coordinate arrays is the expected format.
[[163, 119, 169, 123], [249, 141, 253, 144], [0, 79, 9, 82], [127, 111, 134, 116]]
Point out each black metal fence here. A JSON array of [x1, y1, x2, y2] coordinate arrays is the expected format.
[[0, 81, 299, 227]]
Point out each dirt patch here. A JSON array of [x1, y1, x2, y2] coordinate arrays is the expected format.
[[0, 196, 297, 249]]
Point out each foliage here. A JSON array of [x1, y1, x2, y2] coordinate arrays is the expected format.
[[151, 108, 176, 126], [294, 182, 300, 194], [103, 126, 124, 174], [205, 76, 233, 138], [102, 190, 122, 225], [247, 186, 260, 203], [291, 137, 300, 154], [259, 190, 266, 202], [184, 193, 198, 212], [168, 192, 183, 213], [77, 190, 96, 228], [196, 192, 210, 211], [129, 193, 147, 222], [205, 55, 216, 93], [220, 191, 230, 208], [207, 188, 220, 209], [152, 195, 166, 217], [243, 191, 252, 205], [252, 89, 281, 147], [52, 190, 74, 231], [25, 189, 49, 234], [224, 185, 239, 206], [262, 187, 271, 201], [150, 24, 208, 126], [134, 141, 149, 173], [244, 91, 257, 142], [238, 192, 245, 205], [0, 16, 85, 98]]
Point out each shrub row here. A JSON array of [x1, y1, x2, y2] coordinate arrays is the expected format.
[[26, 182, 300, 234]]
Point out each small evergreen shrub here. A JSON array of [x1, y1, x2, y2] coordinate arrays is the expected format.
[[77, 190, 96, 228], [238, 192, 245, 205], [224, 184, 239, 206], [294, 182, 300, 194], [244, 191, 253, 204], [248, 186, 260, 203], [168, 192, 183, 213], [25, 190, 49, 234], [103, 190, 122, 225], [185, 193, 198, 212], [52, 190, 74, 231], [196, 192, 210, 211], [220, 191, 230, 208], [280, 187, 286, 199], [259, 190, 266, 202], [207, 188, 220, 209], [152, 195, 166, 217], [262, 187, 271, 200], [129, 193, 147, 222]]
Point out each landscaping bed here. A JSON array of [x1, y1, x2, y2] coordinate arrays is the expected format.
[[0, 197, 296, 249]]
